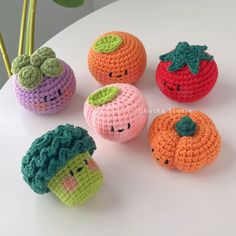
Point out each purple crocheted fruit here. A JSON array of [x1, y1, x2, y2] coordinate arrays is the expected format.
[[11, 47, 76, 114]]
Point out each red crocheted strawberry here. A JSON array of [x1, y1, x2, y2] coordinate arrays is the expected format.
[[156, 42, 218, 102]]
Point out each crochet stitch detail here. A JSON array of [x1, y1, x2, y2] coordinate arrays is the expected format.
[[93, 35, 123, 53], [21, 124, 96, 194], [88, 86, 120, 106], [11, 55, 30, 74], [160, 42, 213, 74], [18, 65, 43, 90], [40, 58, 63, 77], [11, 47, 63, 90], [175, 116, 196, 136]]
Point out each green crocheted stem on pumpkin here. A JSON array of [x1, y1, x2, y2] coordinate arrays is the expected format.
[[93, 35, 123, 53], [160, 42, 213, 74], [88, 86, 120, 106], [48, 152, 103, 207], [175, 116, 197, 136]]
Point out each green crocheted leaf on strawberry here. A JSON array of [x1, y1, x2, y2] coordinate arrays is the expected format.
[[11, 55, 30, 74], [40, 58, 63, 77], [88, 86, 120, 106], [93, 35, 123, 53], [18, 65, 43, 90], [160, 42, 213, 74]]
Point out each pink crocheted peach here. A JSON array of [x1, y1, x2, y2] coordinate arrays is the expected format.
[[84, 83, 148, 142]]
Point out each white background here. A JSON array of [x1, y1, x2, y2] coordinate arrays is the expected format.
[[0, 0, 236, 235]]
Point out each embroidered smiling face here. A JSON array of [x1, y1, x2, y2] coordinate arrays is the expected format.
[[148, 108, 221, 172], [84, 83, 148, 142], [12, 47, 76, 114], [21, 124, 103, 207], [88, 31, 147, 85], [48, 152, 103, 206], [156, 42, 218, 102]]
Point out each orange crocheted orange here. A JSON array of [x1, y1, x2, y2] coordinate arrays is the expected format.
[[148, 108, 221, 173], [88, 31, 147, 85]]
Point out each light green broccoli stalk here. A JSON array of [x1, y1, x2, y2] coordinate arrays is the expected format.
[[21, 124, 103, 207]]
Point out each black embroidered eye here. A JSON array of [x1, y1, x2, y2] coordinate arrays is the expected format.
[[127, 123, 131, 129], [69, 170, 74, 176], [77, 167, 83, 173], [111, 126, 114, 132], [109, 72, 112, 78], [164, 159, 169, 165], [151, 148, 154, 152], [124, 69, 128, 75], [84, 160, 88, 165], [58, 89, 62, 96], [44, 96, 47, 102]]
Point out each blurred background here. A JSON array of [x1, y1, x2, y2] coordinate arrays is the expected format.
[[0, 0, 116, 88]]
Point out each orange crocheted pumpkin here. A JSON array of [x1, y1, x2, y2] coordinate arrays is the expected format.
[[88, 31, 147, 85], [148, 108, 221, 173]]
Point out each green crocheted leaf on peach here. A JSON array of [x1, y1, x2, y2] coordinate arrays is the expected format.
[[11, 55, 30, 74], [18, 65, 43, 90], [40, 58, 63, 77], [160, 42, 213, 74], [93, 35, 123, 53], [88, 86, 120, 106]]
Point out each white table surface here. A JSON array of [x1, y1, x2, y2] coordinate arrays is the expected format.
[[1, 0, 236, 235]]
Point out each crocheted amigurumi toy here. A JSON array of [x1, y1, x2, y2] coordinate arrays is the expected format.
[[88, 31, 147, 85], [148, 108, 221, 172], [21, 124, 103, 207], [11, 47, 76, 114], [84, 83, 148, 142], [156, 42, 218, 102]]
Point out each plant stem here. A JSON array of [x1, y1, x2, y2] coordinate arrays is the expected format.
[[18, 0, 28, 56], [26, 0, 37, 55], [29, 0, 37, 55], [0, 33, 12, 77]]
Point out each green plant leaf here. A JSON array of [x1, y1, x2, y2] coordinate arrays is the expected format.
[[53, 0, 85, 8]]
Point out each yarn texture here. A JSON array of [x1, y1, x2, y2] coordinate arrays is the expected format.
[[88, 31, 147, 85], [12, 47, 64, 90], [14, 60, 76, 114], [88, 86, 120, 106], [84, 83, 148, 142], [156, 42, 218, 102], [93, 35, 123, 53], [21, 124, 103, 207], [148, 108, 221, 173]]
